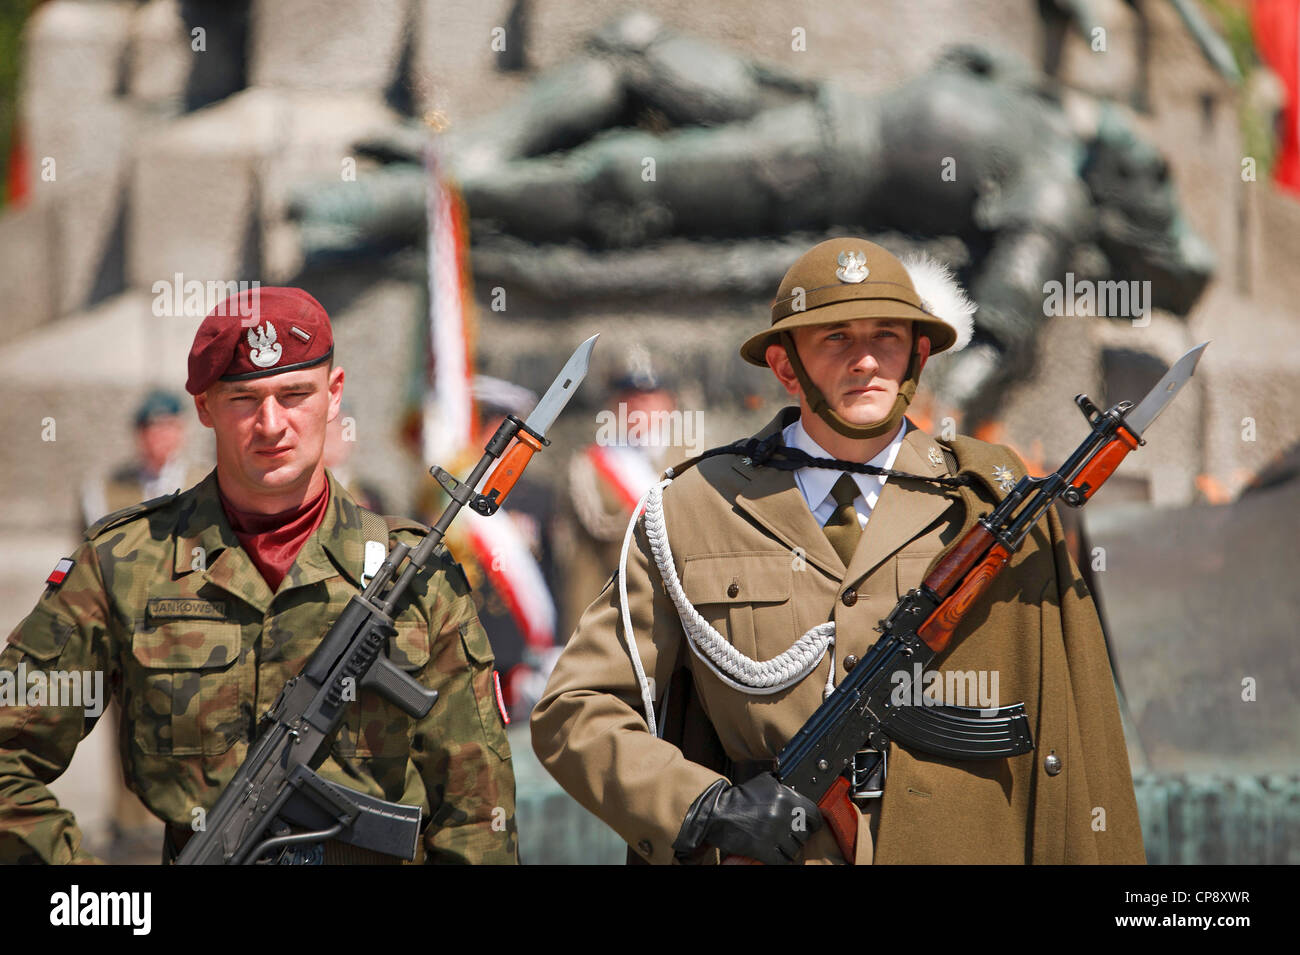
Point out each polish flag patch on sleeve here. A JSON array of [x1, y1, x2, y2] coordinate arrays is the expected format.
[[45, 558, 75, 588], [492, 670, 510, 725]]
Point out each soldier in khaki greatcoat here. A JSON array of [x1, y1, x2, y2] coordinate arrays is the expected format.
[[0, 287, 517, 865], [532, 239, 1145, 865]]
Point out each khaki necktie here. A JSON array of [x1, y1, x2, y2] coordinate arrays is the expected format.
[[823, 473, 863, 566]]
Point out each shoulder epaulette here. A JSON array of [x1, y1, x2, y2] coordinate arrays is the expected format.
[[382, 514, 431, 536], [937, 436, 1028, 500], [365, 509, 467, 588], [83, 491, 179, 541], [355, 508, 433, 549]]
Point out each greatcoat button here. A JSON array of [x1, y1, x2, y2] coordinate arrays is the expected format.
[[727, 582, 739, 598], [841, 588, 858, 607], [843, 655, 858, 672], [638, 839, 653, 856], [1044, 753, 1062, 776]]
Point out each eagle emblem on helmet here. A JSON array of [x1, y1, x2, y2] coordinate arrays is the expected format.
[[247, 321, 282, 368], [835, 250, 869, 283]]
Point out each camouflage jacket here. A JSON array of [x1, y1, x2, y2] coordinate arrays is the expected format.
[[0, 469, 518, 864]]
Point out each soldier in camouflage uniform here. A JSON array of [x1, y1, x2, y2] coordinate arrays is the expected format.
[[0, 287, 517, 864]]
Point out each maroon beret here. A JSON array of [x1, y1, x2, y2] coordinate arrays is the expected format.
[[186, 287, 334, 395]]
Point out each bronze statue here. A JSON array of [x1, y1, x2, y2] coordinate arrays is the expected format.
[[290, 13, 1214, 421]]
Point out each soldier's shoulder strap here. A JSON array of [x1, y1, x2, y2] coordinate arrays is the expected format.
[[938, 443, 959, 476], [386, 514, 431, 537], [936, 435, 1029, 500], [361, 508, 471, 593], [83, 491, 180, 541], [358, 507, 390, 546], [363, 510, 431, 541]]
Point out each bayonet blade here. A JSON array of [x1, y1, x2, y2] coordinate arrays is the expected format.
[[1123, 341, 1209, 438], [523, 334, 598, 437]]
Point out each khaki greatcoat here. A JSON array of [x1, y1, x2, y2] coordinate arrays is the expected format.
[[531, 408, 1146, 864]]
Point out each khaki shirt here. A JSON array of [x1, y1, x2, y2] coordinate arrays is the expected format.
[[532, 408, 1145, 865], [0, 470, 518, 864]]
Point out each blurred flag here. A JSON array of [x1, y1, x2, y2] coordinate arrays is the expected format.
[[421, 137, 477, 465], [1253, 0, 1300, 193], [419, 132, 558, 684], [5, 120, 28, 207]]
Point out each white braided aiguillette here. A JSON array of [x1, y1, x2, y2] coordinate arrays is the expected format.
[[617, 481, 666, 738], [625, 481, 835, 699]]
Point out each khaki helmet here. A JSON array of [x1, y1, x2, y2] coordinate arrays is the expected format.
[[741, 238, 976, 439]]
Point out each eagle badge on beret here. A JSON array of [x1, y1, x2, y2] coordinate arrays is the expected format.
[[835, 250, 869, 284], [246, 322, 282, 368]]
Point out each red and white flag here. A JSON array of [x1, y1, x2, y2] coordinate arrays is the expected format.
[[422, 140, 477, 465], [423, 133, 556, 651], [1254, 0, 1300, 193]]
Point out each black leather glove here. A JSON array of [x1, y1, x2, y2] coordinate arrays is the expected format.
[[673, 773, 825, 865]]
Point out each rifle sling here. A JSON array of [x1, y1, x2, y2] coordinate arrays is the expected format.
[[667, 432, 971, 489]]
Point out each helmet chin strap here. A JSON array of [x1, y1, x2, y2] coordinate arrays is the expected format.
[[779, 331, 922, 440]]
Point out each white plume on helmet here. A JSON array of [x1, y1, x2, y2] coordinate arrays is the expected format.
[[900, 252, 977, 352]]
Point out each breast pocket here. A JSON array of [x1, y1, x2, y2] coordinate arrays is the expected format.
[[130, 620, 245, 757], [680, 551, 795, 661], [333, 615, 430, 759], [896, 554, 940, 598]]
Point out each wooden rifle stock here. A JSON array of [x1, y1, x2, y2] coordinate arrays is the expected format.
[[923, 523, 994, 599], [917, 542, 1012, 655]]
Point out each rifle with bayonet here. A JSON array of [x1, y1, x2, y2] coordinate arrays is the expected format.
[[176, 335, 598, 864], [728, 341, 1208, 864]]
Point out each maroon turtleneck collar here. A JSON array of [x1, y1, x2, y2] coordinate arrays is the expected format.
[[218, 478, 331, 593]]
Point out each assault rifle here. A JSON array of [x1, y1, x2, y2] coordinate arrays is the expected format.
[[731, 341, 1208, 864], [177, 336, 597, 864]]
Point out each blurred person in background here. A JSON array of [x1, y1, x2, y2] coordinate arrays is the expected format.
[[557, 355, 682, 641], [78, 389, 207, 534]]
